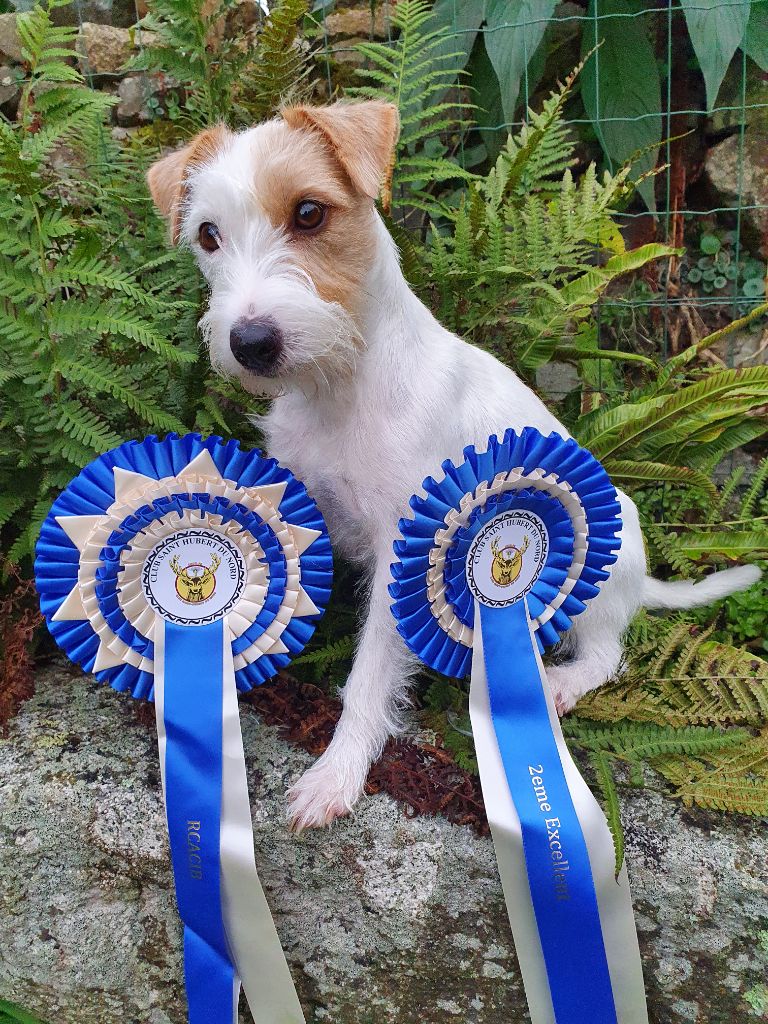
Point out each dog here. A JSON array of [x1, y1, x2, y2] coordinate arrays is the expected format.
[[147, 100, 761, 830]]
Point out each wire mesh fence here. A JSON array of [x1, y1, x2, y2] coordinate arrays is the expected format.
[[312, 0, 768, 369]]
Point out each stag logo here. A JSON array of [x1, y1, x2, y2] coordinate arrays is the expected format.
[[170, 552, 221, 604], [490, 535, 530, 588], [467, 511, 547, 608]]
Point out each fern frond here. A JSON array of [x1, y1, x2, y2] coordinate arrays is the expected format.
[[668, 530, 768, 561], [349, 0, 472, 219], [653, 733, 768, 816], [234, 0, 311, 122], [48, 299, 197, 363], [422, 63, 672, 371], [49, 256, 164, 305], [578, 367, 768, 462], [292, 635, 355, 669], [740, 457, 768, 520], [0, 494, 26, 530], [687, 421, 768, 471], [5, 496, 58, 565], [57, 356, 187, 432], [589, 752, 625, 876], [604, 460, 717, 497], [578, 614, 768, 729], [565, 719, 748, 761], [56, 400, 124, 452]]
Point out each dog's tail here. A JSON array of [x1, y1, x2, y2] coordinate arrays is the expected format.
[[642, 564, 761, 610]]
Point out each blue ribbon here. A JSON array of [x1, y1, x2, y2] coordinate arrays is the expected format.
[[34, 433, 335, 1024], [480, 600, 617, 1023], [35, 433, 333, 700], [164, 619, 236, 1023]]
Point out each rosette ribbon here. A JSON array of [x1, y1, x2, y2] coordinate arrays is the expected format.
[[35, 434, 333, 1024], [390, 428, 648, 1024]]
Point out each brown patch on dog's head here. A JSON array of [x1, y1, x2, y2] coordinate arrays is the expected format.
[[282, 100, 399, 205], [253, 101, 399, 314], [147, 124, 231, 243]]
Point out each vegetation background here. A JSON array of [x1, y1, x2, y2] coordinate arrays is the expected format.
[[0, 5, 767, 1017]]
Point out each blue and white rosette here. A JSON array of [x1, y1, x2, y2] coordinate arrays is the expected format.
[[35, 433, 333, 1024], [390, 428, 648, 1024]]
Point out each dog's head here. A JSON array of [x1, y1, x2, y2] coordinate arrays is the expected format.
[[147, 101, 399, 395]]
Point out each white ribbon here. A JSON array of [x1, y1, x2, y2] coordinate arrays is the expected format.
[[469, 602, 648, 1024], [154, 616, 305, 1024]]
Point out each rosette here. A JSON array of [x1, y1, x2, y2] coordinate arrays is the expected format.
[[390, 428, 648, 1024], [35, 433, 333, 1024]]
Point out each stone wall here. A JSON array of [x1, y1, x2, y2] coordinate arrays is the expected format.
[[2, 665, 767, 1024]]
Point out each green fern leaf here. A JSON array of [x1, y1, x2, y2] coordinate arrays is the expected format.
[[56, 400, 124, 453], [589, 752, 625, 876]]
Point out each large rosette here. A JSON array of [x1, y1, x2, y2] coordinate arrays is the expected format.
[[390, 427, 622, 676], [35, 433, 332, 700], [389, 428, 648, 1024], [34, 433, 334, 1024]]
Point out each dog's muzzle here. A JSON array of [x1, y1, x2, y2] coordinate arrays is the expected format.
[[229, 317, 283, 375]]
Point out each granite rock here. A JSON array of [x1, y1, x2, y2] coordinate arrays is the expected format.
[[324, 5, 390, 39], [77, 22, 138, 77], [0, 64, 21, 116], [705, 128, 768, 258], [116, 73, 154, 126], [1, 665, 767, 1024], [0, 13, 23, 64]]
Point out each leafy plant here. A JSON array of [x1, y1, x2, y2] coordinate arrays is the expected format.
[[350, 0, 476, 219], [429, 0, 768, 207], [235, 0, 313, 124], [412, 61, 676, 376], [0, 0, 255, 567], [573, 305, 768, 567], [0, 999, 49, 1024], [684, 226, 766, 302], [638, 460, 768, 651], [581, 611, 768, 731], [292, 634, 354, 687], [129, 0, 312, 130], [573, 609, 768, 855]]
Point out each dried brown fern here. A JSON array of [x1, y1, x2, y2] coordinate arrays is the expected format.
[[0, 569, 42, 733], [578, 613, 768, 729]]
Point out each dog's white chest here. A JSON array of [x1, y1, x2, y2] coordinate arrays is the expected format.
[[265, 404, 405, 557]]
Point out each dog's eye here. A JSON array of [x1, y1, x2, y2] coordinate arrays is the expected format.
[[198, 222, 221, 253], [293, 200, 326, 233]]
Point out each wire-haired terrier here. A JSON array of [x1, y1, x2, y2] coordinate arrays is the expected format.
[[148, 100, 760, 830]]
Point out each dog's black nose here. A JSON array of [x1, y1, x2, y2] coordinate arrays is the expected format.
[[229, 318, 283, 375]]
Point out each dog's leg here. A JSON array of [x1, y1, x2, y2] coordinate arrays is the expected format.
[[545, 491, 646, 713], [545, 621, 625, 715], [287, 550, 416, 830]]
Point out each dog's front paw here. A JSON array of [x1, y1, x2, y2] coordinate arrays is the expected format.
[[287, 754, 367, 832], [545, 665, 583, 717]]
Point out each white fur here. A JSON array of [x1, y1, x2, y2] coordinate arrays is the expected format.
[[642, 564, 761, 609], [182, 124, 761, 829]]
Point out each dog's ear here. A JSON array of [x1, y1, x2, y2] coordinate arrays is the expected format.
[[146, 125, 230, 244], [281, 101, 400, 201]]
